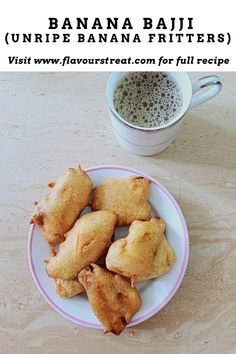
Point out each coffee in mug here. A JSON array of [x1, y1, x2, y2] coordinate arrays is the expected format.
[[113, 72, 183, 128], [106, 72, 222, 156]]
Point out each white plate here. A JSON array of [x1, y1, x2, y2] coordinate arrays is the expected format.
[[28, 165, 189, 329]]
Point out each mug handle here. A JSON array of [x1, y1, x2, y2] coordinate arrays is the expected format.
[[190, 75, 222, 109]]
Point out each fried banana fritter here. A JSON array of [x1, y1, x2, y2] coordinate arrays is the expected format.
[[31, 166, 93, 244], [151, 236, 175, 278], [45, 211, 117, 280], [78, 264, 142, 335], [106, 217, 175, 283], [55, 278, 84, 298], [91, 176, 151, 226]]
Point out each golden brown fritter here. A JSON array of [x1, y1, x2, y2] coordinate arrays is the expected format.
[[151, 237, 175, 278], [91, 176, 151, 226], [78, 264, 142, 335], [31, 166, 93, 244], [55, 278, 84, 298], [45, 211, 117, 280], [106, 217, 175, 283]]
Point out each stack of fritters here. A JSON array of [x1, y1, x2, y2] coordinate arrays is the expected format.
[[31, 166, 175, 335]]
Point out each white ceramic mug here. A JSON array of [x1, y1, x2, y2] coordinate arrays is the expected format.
[[106, 72, 222, 156]]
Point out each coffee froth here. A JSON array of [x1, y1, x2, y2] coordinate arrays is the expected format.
[[113, 72, 183, 128]]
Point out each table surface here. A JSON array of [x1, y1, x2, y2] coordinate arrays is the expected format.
[[0, 72, 235, 354]]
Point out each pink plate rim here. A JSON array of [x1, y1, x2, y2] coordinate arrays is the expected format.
[[28, 165, 189, 330]]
